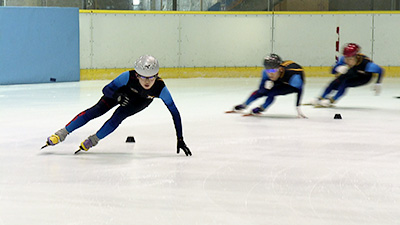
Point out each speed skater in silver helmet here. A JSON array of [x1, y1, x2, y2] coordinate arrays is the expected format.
[[43, 55, 191, 156]]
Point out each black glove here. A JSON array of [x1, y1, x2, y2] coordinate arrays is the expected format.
[[177, 138, 192, 156], [116, 93, 130, 106]]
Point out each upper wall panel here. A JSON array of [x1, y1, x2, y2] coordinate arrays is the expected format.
[[373, 13, 400, 66], [81, 12, 180, 69], [79, 11, 400, 69], [273, 13, 373, 67], [79, 13, 92, 69], [333, 14, 374, 59], [179, 14, 272, 67]]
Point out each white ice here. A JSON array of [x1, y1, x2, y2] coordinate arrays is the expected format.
[[0, 77, 399, 225]]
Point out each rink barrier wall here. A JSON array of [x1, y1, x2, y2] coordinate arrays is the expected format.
[[0, 7, 80, 85], [79, 10, 400, 78], [80, 66, 400, 80]]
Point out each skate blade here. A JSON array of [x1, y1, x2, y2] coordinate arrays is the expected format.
[[313, 105, 335, 108], [242, 113, 259, 117], [225, 110, 238, 113], [74, 145, 87, 154], [41, 141, 51, 149], [301, 103, 315, 106]]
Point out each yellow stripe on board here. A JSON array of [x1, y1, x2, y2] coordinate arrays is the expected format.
[[81, 66, 400, 80], [81, 67, 261, 80]]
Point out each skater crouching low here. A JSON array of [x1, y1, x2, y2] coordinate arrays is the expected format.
[[43, 55, 191, 156], [231, 53, 306, 118], [310, 43, 384, 107]]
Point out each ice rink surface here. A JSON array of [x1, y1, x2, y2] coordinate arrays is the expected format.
[[0, 77, 399, 225]]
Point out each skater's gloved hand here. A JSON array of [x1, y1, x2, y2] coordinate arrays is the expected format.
[[264, 80, 274, 90], [373, 83, 382, 95], [177, 138, 192, 156], [252, 106, 265, 114], [335, 65, 349, 74], [234, 104, 246, 110], [116, 93, 130, 106], [296, 106, 307, 119]]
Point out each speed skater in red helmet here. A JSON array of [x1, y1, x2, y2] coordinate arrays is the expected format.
[[310, 43, 384, 107]]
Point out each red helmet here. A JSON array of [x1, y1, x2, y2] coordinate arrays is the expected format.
[[343, 43, 360, 57]]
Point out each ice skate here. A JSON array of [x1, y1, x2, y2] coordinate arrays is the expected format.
[[309, 97, 322, 106], [317, 98, 335, 108], [225, 104, 247, 113], [302, 97, 322, 106], [41, 128, 69, 149], [75, 134, 100, 154], [242, 106, 264, 116]]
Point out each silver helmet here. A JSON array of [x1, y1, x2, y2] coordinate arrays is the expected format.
[[134, 55, 159, 77], [263, 54, 282, 69]]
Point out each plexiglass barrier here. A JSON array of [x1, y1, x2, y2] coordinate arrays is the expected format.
[[1, 0, 399, 11]]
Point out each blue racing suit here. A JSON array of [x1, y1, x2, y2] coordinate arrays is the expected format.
[[65, 70, 183, 139], [322, 54, 384, 101], [244, 60, 305, 110]]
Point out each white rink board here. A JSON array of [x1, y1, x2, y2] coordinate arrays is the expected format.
[[81, 13, 180, 69], [79, 13, 92, 69], [179, 14, 272, 67], [273, 13, 373, 66], [333, 14, 374, 58], [372, 13, 400, 66], [79, 12, 400, 69]]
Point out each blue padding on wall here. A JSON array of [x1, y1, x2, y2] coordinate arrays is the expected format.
[[0, 7, 80, 85]]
